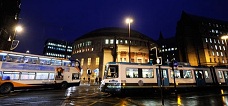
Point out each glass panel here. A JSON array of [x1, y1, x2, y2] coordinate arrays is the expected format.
[[2, 71, 20, 80], [218, 71, 223, 79], [126, 68, 138, 78], [36, 73, 49, 80], [142, 68, 154, 78], [21, 72, 35, 80], [49, 73, 55, 80], [163, 69, 167, 78], [204, 70, 209, 78]]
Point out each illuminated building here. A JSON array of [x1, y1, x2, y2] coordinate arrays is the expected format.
[[43, 39, 72, 59], [71, 27, 157, 80], [176, 11, 228, 66], [157, 32, 179, 65]]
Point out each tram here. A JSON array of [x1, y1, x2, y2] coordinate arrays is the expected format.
[[0, 50, 81, 94], [100, 62, 228, 94]]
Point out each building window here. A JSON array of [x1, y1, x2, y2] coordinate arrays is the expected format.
[[105, 39, 109, 44], [110, 39, 114, 44], [81, 58, 84, 66], [96, 57, 99, 65], [88, 58, 91, 65], [125, 40, 128, 44]]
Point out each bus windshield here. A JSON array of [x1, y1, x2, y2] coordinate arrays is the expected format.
[[104, 65, 118, 79]]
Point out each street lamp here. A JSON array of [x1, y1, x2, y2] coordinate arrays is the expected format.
[[10, 25, 23, 50], [125, 18, 133, 63]]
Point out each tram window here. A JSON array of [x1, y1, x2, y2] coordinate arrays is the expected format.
[[162, 69, 167, 78], [204, 70, 209, 78], [36, 72, 49, 80], [21, 72, 35, 80], [224, 71, 228, 79], [142, 69, 154, 78], [172, 70, 192, 78], [107, 65, 118, 78], [218, 71, 223, 79], [49, 73, 55, 80], [183, 70, 192, 78], [126, 68, 138, 78], [2, 71, 20, 80]]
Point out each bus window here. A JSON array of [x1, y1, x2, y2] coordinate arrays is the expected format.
[[72, 73, 80, 80], [36, 73, 49, 80], [49, 73, 55, 80], [142, 68, 153, 78], [21, 72, 35, 80], [126, 68, 138, 78], [2, 71, 20, 80]]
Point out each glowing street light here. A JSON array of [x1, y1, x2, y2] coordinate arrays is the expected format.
[[15, 25, 23, 32], [10, 25, 23, 50], [125, 18, 133, 63]]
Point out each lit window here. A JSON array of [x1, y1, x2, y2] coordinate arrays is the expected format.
[[217, 52, 219, 56], [105, 39, 109, 44], [214, 39, 216, 43], [212, 29, 215, 33], [88, 58, 91, 65], [81, 58, 84, 66], [125, 40, 128, 44], [116, 40, 119, 44], [96, 57, 99, 65], [205, 38, 208, 42], [210, 39, 212, 43], [212, 51, 214, 56], [221, 52, 223, 56], [218, 40, 220, 44], [110, 39, 114, 44], [223, 46, 226, 50], [219, 46, 222, 50], [215, 45, 217, 50]]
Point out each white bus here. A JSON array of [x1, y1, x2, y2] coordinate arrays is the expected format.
[[0, 50, 81, 94]]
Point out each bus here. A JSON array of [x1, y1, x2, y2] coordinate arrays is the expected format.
[[0, 50, 81, 94]]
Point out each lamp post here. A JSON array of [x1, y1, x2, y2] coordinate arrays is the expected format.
[[10, 25, 23, 50], [221, 35, 228, 64], [125, 18, 133, 63]]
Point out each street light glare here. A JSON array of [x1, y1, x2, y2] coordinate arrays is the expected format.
[[125, 18, 133, 24], [221, 35, 228, 40], [15, 25, 23, 32]]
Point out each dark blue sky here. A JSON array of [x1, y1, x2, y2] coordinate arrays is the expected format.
[[15, 0, 228, 55]]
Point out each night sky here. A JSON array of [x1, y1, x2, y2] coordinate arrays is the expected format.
[[15, 0, 228, 55]]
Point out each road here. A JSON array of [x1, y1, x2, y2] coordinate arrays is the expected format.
[[0, 84, 228, 106]]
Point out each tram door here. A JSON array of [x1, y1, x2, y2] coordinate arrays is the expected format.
[[194, 70, 205, 86], [223, 71, 228, 85], [156, 68, 169, 86]]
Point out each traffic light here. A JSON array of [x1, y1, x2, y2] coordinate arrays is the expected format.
[[149, 48, 157, 65]]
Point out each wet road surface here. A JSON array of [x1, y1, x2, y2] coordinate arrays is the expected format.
[[1, 84, 228, 106]]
